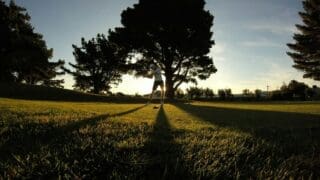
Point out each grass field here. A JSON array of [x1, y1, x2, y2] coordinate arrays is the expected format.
[[1, 98, 320, 179]]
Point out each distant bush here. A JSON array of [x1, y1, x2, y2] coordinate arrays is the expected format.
[[254, 89, 263, 100], [218, 89, 233, 100], [186, 87, 202, 100], [271, 80, 309, 101], [175, 88, 185, 99], [134, 93, 142, 98], [218, 89, 226, 100], [186, 87, 215, 100], [204, 88, 215, 99]]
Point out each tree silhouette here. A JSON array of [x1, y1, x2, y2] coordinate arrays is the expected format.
[[65, 34, 125, 94], [218, 89, 226, 100], [287, 80, 309, 100], [225, 88, 233, 99], [186, 87, 202, 100], [242, 89, 251, 96], [204, 87, 214, 99], [0, 0, 65, 86], [254, 89, 262, 100], [109, 0, 217, 99], [287, 0, 320, 80]]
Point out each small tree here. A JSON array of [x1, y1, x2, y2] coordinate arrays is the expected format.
[[225, 88, 233, 99], [218, 89, 226, 100], [287, 0, 320, 80], [204, 88, 214, 99], [242, 89, 251, 96], [186, 87, 202, 100], [254, 89, 262, 100], [65, 34, 125, 94]]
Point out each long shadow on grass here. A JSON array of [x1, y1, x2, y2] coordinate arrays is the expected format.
[[171, 103, 320, 178], [173, 103, 320, 148], [142, 105, 191, 179], [0, 104, 147, 162], [62, 104, 147, 131]]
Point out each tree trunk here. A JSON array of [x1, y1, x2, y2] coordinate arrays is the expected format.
[[93, 82, 100, 94], [93, 88, 99, 94], [165, 73, 175, 99], [163, 48, 175, 99]]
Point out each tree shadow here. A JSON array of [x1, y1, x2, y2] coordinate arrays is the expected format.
[[63, 104, 148, 131], [173, 103, 320, 147], [143, 105, 191, 179], [171, 103, 320, 178], [0, 104, 147, 162]]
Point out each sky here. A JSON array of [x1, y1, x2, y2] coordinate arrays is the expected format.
[[7, 0, 320, 94]]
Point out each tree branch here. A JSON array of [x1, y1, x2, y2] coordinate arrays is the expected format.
[[174, 64, 191, 90]]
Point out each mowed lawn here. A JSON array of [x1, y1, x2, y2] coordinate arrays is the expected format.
[[0, 98, 320, 179]]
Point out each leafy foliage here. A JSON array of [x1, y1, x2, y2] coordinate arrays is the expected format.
[[65, 34, 126, 94], [186, 87, 202, 99], [218, 89, 233, 100], [109, 0, 217, 98], [287, 0, 320, 80], [254, 89, 262, 100], [0, 0, 64, 86], [175, 88, 185, 99], [186, 87, 214, 100], [242, 89, 251, 96], [271, 80, 310, 100]]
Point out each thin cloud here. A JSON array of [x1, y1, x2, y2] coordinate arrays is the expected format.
[[245, 6, 299, 35], [248, 23, 296, 35], [242, 38, 283, 48]]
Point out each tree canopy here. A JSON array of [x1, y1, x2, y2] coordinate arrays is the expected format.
[[287, 0, 320, 81], [65, 34, 125, 94], [109, 0, 217, 98], [0, 0, 65, 87]]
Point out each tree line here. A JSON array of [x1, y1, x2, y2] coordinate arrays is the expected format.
[[1, 0, 319, 99], [176, 79, 320, 101]]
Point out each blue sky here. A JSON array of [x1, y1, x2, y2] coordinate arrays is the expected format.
[[8, 0, 320, 94]]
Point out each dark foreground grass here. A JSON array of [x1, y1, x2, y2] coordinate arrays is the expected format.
[[0, 98, 320, 179]]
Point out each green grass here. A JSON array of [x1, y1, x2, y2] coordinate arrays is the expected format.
[[0, 98, 320, 179]]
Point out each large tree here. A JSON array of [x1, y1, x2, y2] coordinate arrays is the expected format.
[[0, 0, 65, 86], [287, 0, 320, 80], [109, 0, 217, 99], [66, 34, 125, 94]]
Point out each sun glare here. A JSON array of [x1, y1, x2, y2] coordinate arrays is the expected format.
[[112, 75, 154, 95]]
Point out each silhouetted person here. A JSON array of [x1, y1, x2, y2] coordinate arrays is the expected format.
[[148, 64, 164, 105]]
